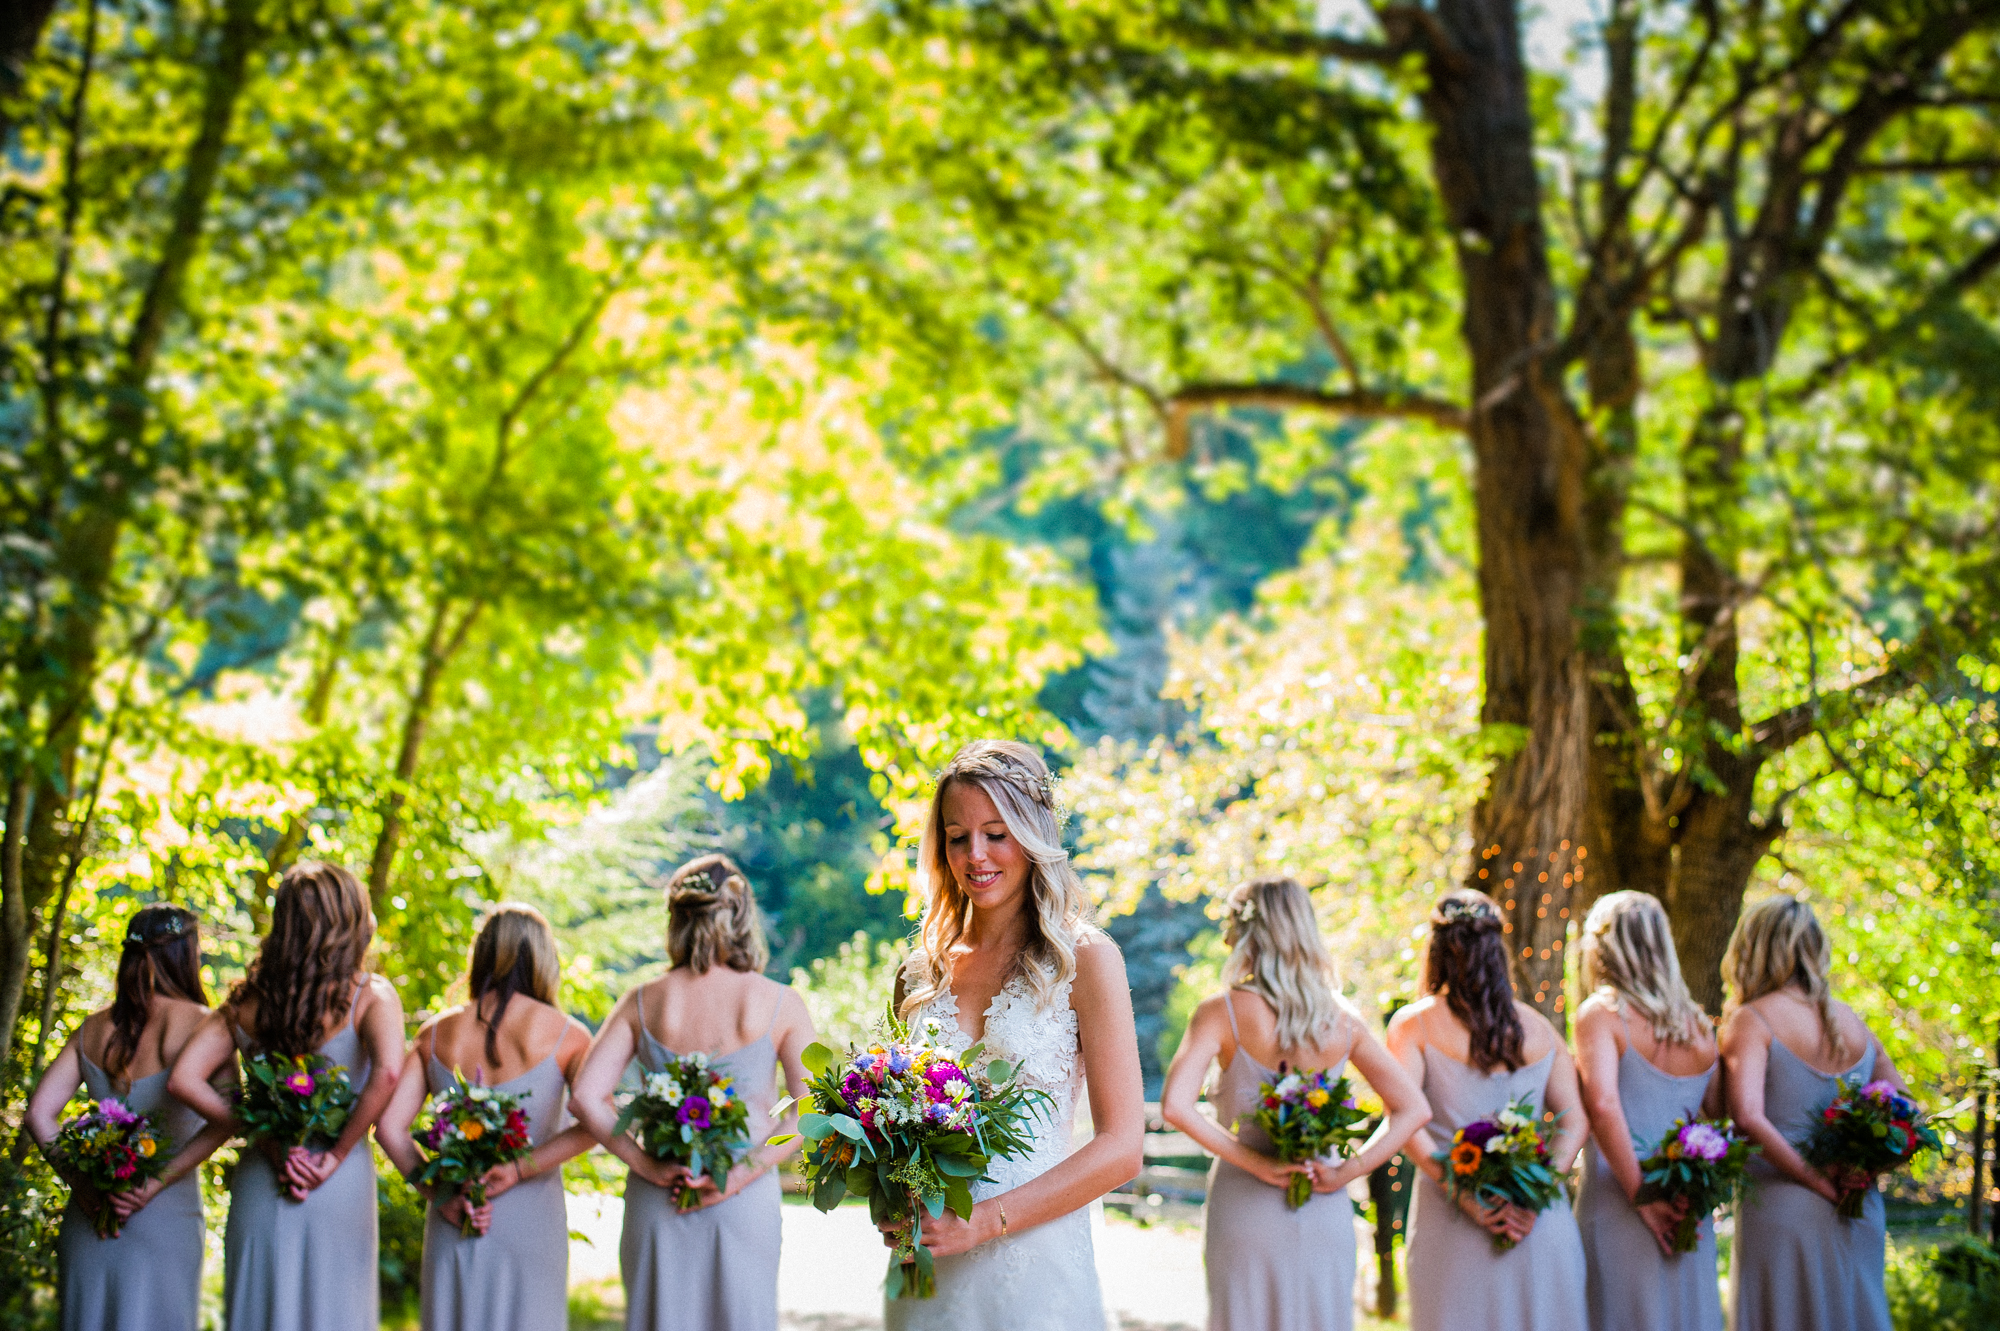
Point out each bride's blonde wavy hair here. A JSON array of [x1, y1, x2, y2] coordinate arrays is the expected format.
[[1221, 876, 1341, 1052], [899, 740, 1094, 1020]]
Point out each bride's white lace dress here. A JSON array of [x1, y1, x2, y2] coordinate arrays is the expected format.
[[884, 971, 1108, 1331]]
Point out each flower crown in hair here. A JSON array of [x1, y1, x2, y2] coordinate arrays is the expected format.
[[1436, 897, 1497, 931], [125, 912, 188, 946], [935, 759, 1072, 833]]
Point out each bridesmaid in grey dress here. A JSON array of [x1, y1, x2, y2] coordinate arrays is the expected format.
[[1719, 895, 1905, 1331], [170, 862, 406, 1331], [1158, 877, 1430, 1331], [1572, 892, 1725, 1331], [26, 906, 234, 1331], [376, 903, 598, 1331], [1386, 890, 1589, 1331], [572, 854, 817, 1331]]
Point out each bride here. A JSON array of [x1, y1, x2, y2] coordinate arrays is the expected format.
[[884, 739, 1145, 1331]]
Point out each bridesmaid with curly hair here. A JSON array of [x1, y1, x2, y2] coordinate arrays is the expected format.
[[171, 862, 404, 1331], [1386, 889, 1588, 1331]]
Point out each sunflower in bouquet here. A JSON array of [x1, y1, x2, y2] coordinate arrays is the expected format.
[[53, 1098, 173, 1238], [774, 1017, 1052, 1299], [413, 1070, 535, 1236], [1434, 1095, 1567, 1251]]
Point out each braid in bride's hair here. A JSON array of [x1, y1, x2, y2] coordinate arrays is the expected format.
[[900, 739, 1094, 1021], [1424, 889, 1525, 1072]]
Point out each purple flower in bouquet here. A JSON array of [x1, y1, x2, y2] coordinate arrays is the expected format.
[[677, 1096, 713, 1130], [283, 1070, 316, 1096], [1677, 1122, 1731, 1162], [97, 1098, 138, 1126], [1459, 1120, 1500, 1148], [885, 1047, 914, 1075]]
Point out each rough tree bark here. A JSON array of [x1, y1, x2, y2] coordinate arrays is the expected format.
[[1409, 0, 1594, 1022]]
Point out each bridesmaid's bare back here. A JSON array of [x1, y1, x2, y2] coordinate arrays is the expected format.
[[638, 967, 783, 1054], [425, 995, 581, 1084], [1398, 994, 1560, 1068], [1214, 987, 1358, 1074], [75, 999, 210, 1084]]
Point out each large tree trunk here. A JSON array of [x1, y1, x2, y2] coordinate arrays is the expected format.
[[1416, 0, 1593, 1023], [0, 0, 260, 1073]]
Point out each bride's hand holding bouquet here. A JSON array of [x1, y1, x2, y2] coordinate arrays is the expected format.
[[773, 1018, 1052, 1299]]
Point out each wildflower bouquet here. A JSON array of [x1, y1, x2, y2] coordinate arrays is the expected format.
[[1803, 1079, 1941, 1219], [235, 1053, 358, 1195], [614, 1052, 753, 1211], [1634, 1116, 1757, 1252], [413, 1070, 534, 1236], [774, 1020, 1052, 1299], [1434, 1094, 1566, 1251], [1246, 1065, 1372, 1209], [54, 1098, 172, 1238]]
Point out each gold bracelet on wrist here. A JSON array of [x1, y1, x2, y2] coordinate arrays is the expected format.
[[997, 1200, 1008, 1238]]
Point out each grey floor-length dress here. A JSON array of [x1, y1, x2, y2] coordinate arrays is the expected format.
[[419, 1029, 580, 1331], [1406, 1044, 1588, 1331], [224, 989, 378, 1331], [1575, 1019, 1721, 1331], [57, 1054, 208, 1331], [1729, 1022, 1887, 1331], [620, 1015, 782, 1331], [1202, 991, 1356, 1331]]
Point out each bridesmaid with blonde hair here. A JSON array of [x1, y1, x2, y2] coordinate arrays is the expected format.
[[1161, 876, 1430, 1331], [571, 853, 817, 1331], [376, 903, 597, 1331], [1722, 894, 1906, 1331], [1572, 891, 1725, 1331], [26, 906, 235, 1331], [1386, 889, 1588, 1331], [171, 862, 405, 1331]]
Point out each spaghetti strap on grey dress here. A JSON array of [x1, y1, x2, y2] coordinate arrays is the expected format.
[[224, 988, 378, 1331], [1407, 1043, 1587, 1331], [57, 1054, 208, 1331], [420, 1026, 580, 1331], [1203, 991, 1356, 1331], [621, 1002, 783, 1331], [1575, 1016, 1721, 1331], [1729, 1026, 1887, 1331]]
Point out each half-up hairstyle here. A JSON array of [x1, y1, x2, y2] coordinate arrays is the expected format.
[[1221, 877, 1341, 1052], [1581, 891, 1710, 1045], [666, 854, 769, 975], [230, 862, 374, 1056], [1423, 889, 1525, 1073], [468, 903, 561, 1064], [1723, 894, 1846, 1062], [105, 905, 208, 1076], [900, 739, 1095, 1021]]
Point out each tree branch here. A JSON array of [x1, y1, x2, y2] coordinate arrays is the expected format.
[[1165, 382, 1468, 458], [1851, 156, 2000, 174], [1793, 232, 2000, 398], [1164, 18, 1408, 67]]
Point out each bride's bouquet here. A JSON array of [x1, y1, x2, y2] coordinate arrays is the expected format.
[[53, 1098, 172, 1238], [1246, 1065, 1371, 1209], [412, 1070, 535, 1236], [774, 1019, 1052, 1298], [1634, 1116, 1757, 1252], [614, 1052, 753, 1211], [1803, 1079, 1941, 1219], [1433, 1094, 1566, 1251]]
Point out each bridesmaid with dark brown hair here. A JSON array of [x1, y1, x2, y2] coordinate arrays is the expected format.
[[1386, 889, 1588, 1331], [171, 862, 405, 1331], [26, 905, 234, 1331]]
